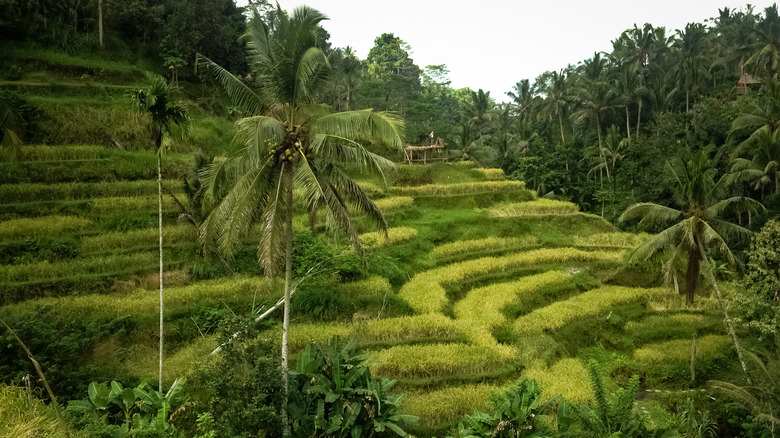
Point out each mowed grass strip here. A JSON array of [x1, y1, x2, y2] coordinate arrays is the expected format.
[[0, 180, 185, 203], [368, 343, 509, 378], [633, 335, 731, 363], [454, 271, 571, 351], [399, 248, 623, 315], [488, 199, 579, 217], [0, 215, 92, 240], [574, 232, 649, 248], [521, 358, 593, 403], [431, 235, 538, 264], [0, 276, 273, 322], [514, 286, 667, 334], [80, 225, 195, 254], [401, 384, 501, 427], [393, 181, 526, 197], [359, 226, 418, 248]]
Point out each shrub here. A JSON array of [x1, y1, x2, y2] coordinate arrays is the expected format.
[[0, 215, 92, 240], [431, 235, 538, 264], [521, 358, 593, 403], [393, 181, 526, 197], [359, 226, 418, 248], [290, 337, 417, 437], [514, 286, 666, 333], [401, 384, 501, 427], [368, 343, 510, 378], [487, 199, 579, 217], [399, 248, 623, 315]]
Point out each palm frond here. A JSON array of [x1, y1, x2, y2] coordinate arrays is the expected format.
[[257, 165, 289, 277], [707, 197, 766, 219], [700, 221, 739, 267], [620, 203, 683, 227], [629, 221, 687, 262], [197, 54, 264, 116], [293, 46, 331, 105], [312, 109, 405, 150]]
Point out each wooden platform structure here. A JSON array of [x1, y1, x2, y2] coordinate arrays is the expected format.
[[403, 137, 446, 164]]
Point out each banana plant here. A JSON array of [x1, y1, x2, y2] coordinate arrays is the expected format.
[[67, 377, 187, 435]]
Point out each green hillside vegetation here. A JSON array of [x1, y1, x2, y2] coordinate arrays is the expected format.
[[1, 1, 779, 437]]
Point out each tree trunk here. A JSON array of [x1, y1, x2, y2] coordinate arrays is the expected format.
[[685, 243, 699, 304], [625, 105, 631, 138], [696, 240, 752, 384], [157, 140, 164, 393], [636, 99, 642, 139], [280, 162, 294, 437], [558, 111, 565, 144], [98, 0, 103, 48], [686, 90, 690, 113]]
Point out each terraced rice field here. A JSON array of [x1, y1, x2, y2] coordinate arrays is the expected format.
[[0, 145, 729, 432]]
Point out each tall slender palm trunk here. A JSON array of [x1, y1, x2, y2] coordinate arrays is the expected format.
[[625, 106, 631, 138], [636, 100, 642, 139], [157, 147, 164, 393], [280, 163, 294, 437], [685, 244, 699, 304], [558, 111, 565, 144]]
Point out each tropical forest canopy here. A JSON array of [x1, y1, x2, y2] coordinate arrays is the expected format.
[[1, 1, 780, 437]]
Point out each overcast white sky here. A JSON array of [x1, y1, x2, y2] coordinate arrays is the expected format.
[[247, 1, 777, 101]]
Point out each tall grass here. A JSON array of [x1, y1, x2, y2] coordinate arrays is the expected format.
[[0, 180, 184, 203], [401, 384, 501, 427], [0, 215, 92, 240], [399, 248, 623, 314], [431, 235, 538, 264], [514, 286, 668, 333], [521, 358, 593, 403], [80, 225, 195, 254], [393, 181, 526, 197], [0, 384, 77, 438], [454, 271, 571, 351], [488, 199, 579, 217], [368, 343, 509, 378]]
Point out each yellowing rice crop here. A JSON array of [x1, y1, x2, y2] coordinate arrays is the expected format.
[[373, 196, 414, 212], [337, 276, 391, 298], [521, 358, 593, 403], [488, 199, 579, 217], [90, 194, 186, 214], [0, 215, 92, 240], [359, 226, 418, 248], [80, 225, 195, 254], [368, 343, 509, 378], [431, 235, 538, 263], [393, 180, 526, 197], [401, 384, 501, 427], [573, 232, 649, 248], [514, 285, 664, 333], [360, 314, 462, 345], [633, 335, 731, 363], [399, 248, 623, 314], [473, 168, 505, 180]]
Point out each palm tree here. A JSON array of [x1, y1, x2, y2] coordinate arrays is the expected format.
[[730, 78, 780, 148], [729, 128, 780, 197], [747, 4, 780, 78], [465, 88, 494, 134], [672, 23, 711, 113], [537, 70, 571, 144], [572, 80, 618, 179], [506, 79, 536, 121], [619, 146, 763, 304], [613, 64, 641, 137], [197, 6, 403, 432], [131, 73, 187, 393]]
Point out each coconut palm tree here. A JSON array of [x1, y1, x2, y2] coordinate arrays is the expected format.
[[537, 70, 571, 144], [729, 128, 780, 197], [730, 78, 780, 148], [197, 6, 403, 432], [130, 73, 187, 393], [747, 4, 780, 78], [671, 23, 711, 113], [506, 79, 536, 121], [619, 146, 763, 305]]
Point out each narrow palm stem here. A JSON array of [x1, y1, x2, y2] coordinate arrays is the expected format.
[[636, 100, 642, 139], [558, 111, 565, 143], [696, 239, 752, 385], [625, 105, 631, 138], [281, 162, 293, 437], [157, 150, 164, 393]]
